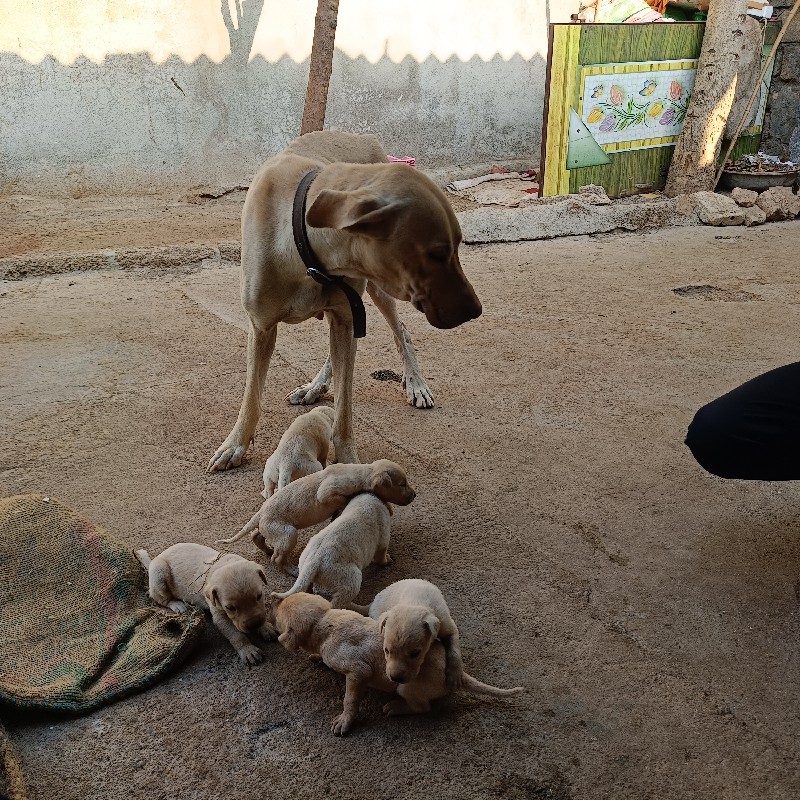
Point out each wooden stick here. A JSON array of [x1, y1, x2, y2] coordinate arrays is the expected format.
[[713, 0, 800, 187]]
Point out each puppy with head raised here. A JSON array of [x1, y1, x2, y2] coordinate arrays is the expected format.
[[271, 493, 392, 610], [368, 578, 465, 689], [261, 406, 334, 499], [135, 543, 276, 665], [273, 592, 523, 735], [218, 459, 415, 571]]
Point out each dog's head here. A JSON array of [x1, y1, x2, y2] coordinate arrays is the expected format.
[[378, 605, 440, 684], [368, 459, 416, 506], [271, 592, 331, 652], [203, 560, 270, 634], [313, 406, 336, 424], [306, 164, 482, 329]]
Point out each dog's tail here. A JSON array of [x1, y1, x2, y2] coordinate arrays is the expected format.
[[270, 557, 319, 601], [460, 672, 525, 698], [217, 508, 261, 545], [134, 548, 151, 570]]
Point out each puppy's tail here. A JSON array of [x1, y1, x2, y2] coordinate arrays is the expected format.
[[460, 672, 525, 698], [134, 549, 151, 570], [217, 507, 262, 545], [270, 558, 318, 601]]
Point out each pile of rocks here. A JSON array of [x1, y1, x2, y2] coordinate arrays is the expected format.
[[690, 186, 800, 227]]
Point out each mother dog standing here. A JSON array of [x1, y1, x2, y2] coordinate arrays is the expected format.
[[209, 131, 482, 471]]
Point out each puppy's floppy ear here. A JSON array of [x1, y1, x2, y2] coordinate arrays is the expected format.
[[306, 188, 404, 240], [371, 470, 392, 494], [378, 612, 389, 634], [423, 613, 440, 639], [204, 586, 220, 608]]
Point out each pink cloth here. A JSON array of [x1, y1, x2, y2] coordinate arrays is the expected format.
[[388, 156, 416, 167]]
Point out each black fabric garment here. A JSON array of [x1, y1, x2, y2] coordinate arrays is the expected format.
[[685, 361, 800, 480]]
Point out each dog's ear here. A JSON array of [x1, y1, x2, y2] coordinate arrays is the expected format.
[[371, 470, 392, 494], [307, 189, 403, 240], [423, 614, 441, 639], [204, 586, 220, 608], [378, 612, 389, 634], [257, 568, 268, 586]]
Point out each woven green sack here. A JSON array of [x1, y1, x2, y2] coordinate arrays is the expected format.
[[0, 495, 205, 713]]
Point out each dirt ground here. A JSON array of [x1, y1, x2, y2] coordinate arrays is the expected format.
[[1, 194, 800, 800]]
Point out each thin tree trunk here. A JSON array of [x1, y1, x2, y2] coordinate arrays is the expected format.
[[664, 0, 751, 196], [300, 0, 340, 135]]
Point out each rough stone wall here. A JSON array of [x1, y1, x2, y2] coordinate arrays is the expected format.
[[762, 1, 800, 161], [0, 0, 580, 194]]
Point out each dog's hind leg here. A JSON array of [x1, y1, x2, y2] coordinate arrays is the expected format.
[[285, 356, 332, 406], [209, 321, 278, 472], [366, 282, 434, 409]]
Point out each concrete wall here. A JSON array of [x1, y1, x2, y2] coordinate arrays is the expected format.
[[0, 0, 579, 194], [762, 1, 800, 163]]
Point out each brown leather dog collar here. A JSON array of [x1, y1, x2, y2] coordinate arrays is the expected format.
[[292, 169, 366, 338]]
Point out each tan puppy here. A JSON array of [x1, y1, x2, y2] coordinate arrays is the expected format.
[[208, 130, 482, 472], [218, 459, 415, 571], [271, 493, 392, 609], [135, 544, 277, 665], [261, 406, 334, 499], [273, 593, 524, 736], [368, 578, 465, 689]]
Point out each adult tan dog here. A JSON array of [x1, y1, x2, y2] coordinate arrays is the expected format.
[[271, 493, 392, 609], [367, 578, 465, 689], [261, 406, 334, 499], [218, 459, 415, 571], [135, 544, 277, 665], [208, 130, 482, 472], [273, 593, 524, 735]]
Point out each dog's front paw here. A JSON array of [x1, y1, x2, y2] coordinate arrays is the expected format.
[[445, 667, 464, 691], [331, 713, 354, 736], [167, 600, 188, 613], [237, 644, 264, 666], [286, 381, 330, 406], [403, 374, 435, 409], [382, 699, 405, 717], [208, 439, 250, 472], [258, 622, 278, 642]]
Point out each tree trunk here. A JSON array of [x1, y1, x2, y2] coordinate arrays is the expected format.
[[300, 0, 340, 135], [664, 0, 752, 196]]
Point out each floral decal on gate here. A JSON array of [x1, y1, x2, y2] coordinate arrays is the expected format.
[[580, 61, 697, 151]]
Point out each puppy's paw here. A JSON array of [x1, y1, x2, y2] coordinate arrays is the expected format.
[[331, 713, 353, 736], [167, 600, 188, 613], [286, 381, 331, 406], [237, 644, 264, 666], [258, 622, 278, 642], [445, 669, 464, 691], [382, 700, 405, 717]]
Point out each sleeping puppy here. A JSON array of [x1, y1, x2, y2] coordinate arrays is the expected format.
[[271, 493, 392, 609], [273, 593, 524, 736], [218, 459, 415, 571], [135, 543, 276, 665], [261, 406, 335, 499], [367, 578, 465, 689]]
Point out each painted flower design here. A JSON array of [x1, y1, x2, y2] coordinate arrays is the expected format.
[[587, 107, 604, 124], [648, 101, 665, 118], [670, 81, 683, 101], [659, 109, 677, 126], [610, 85, 624, 106], [599, 114, 616, 132]]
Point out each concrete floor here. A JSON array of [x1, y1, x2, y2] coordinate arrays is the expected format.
[[2, 222, 800, 799]]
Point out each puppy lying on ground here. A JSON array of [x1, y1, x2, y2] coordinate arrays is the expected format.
[[135, 544, 276, 665], [366, 578, 465, 689], [261, 406, 334, 499], [218, 459, 415, 571], [273, 592, 524, 735], [271, 493, 392, 609]]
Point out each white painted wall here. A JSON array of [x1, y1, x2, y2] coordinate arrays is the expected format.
[[0, 0, 579, 193]]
